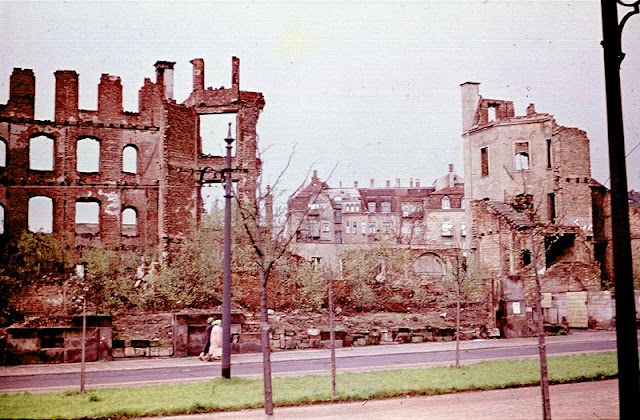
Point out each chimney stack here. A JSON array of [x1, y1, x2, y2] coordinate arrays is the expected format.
[[154, 61, 176, 100]]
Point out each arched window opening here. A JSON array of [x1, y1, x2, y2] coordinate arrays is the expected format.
[[75, 200, 100, 235], [77, 137, 100, 173], [29, 135, 54, 171], [441, 196, 451, 210], [122, 145, 138, 174], [122, 207, 138, 236], [28, 196, 53, 233], [0, 204, 5, 234], [0, 137, 7, 168], [413, 253, 446, 279]]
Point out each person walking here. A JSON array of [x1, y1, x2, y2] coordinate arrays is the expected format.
[[208, 319, 223, 361], [199, 317, 214, 361]]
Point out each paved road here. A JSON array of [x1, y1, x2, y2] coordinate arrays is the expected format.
[[0, 330, 623, 393]]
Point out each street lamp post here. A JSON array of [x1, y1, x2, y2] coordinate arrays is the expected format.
[[600, 1, 640, 417], [75, 263, 88, 393], [221, 122, 234, 379]]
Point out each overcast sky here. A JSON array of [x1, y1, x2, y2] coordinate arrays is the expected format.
[[2, 1, 639, 206]]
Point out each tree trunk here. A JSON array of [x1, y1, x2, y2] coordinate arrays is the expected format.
[[532, 233, 551, 420], [328, 277, 337, 397], [455, 281, 461, 369], [259, 266, 274, 417]]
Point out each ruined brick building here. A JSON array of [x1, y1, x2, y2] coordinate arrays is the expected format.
[[0, 57, 264, 262], [460, 82, 615, 335], [287, 165, 465, 280]]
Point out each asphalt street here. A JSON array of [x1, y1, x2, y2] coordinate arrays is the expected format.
[[0, 330, 623, 393]]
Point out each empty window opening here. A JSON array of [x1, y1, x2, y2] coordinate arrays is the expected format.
[[480, 147, 489, 176], [547, 193, 556, 223], [514, 153, 530, 171], [29, 135, 54, 171], [514, 142, 530, 171], [487, 106, 497, 122], [0, 204, 5, 234], [521, 249, 532, 266], [77, 137, 100, 173], [122, 145, 138, 173], [413, 253, 445, 279], [75, 200, 100, 235], [28, 196, 53, 233], [199, 114, 237, 156], [122, 207, 138, 236], [546, 138, 552, 169], [441, 196, 451, 210], [545, 233, 575, 268], [0, 137, 6, 167]]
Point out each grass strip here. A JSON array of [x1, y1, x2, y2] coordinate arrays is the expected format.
[[0, 351, 618, 419]]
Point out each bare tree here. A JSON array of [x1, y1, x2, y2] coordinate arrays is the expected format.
[[235, 154, 335, 417]]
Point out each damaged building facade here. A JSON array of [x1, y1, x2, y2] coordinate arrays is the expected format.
[[460, 82, 616, 336], [0, 57, 264, 262]]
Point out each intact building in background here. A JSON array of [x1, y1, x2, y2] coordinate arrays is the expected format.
[[287, 165, 465, 277], [0, 57, 264, 261]]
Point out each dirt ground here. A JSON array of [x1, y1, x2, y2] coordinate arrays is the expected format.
[[154, 380, 619, 420]]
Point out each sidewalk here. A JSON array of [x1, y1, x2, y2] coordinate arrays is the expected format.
[[0, 329, 617, 378]]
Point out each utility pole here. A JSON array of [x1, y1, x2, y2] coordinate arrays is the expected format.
[[600, 1, 640, 418], [221, 122, 234, 379]]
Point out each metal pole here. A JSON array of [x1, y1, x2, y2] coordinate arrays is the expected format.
[[600, 2, 640, 417], [222, 122, 234, 379], [76, 263, 87, 393]]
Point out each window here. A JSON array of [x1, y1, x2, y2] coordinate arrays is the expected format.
[[488, 106, 497, 122], [547, 193, 556, 223], [122, 207, 138, 236], [322, 220, 330, 232], [461, 222, 467, 237], [77, 137, 100, 173], [441, 196, 451, 210], [401, 221, 411, 234], [75, 200, 100, 235], [382, 222, 391, 234], [0, 204, 5, 234], [546, 138, 552, 169], [311, 256, 321, 271], [361, 222, 367, 234], [0, 137, 6, 168], [521, 249, 532, 266], [441, 217, 453, 237], [122, 145, 138, 173], [368, 202, 376, 213], [480, 147, 489, 176], [29, 135, 54, 171], [514, 142, 530, 171], [309, 220, 319, 237], [352, 221, 357, 234], [368, 222, 376, 234], [345, 222, 351, 234], [28, 196, 53, 233], [381, 202, 391, 213]]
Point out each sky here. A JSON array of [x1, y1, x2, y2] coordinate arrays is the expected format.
[[2, 0, 639, 209]]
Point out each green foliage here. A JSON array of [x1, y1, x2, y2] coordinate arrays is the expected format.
[[274, 254, 330, 311], [7, 231, 73, 279], [152, 212, 226, 309], [0, 352, 619, 419], [80, 246, 146, 312], [341, 247, 413, 310]]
